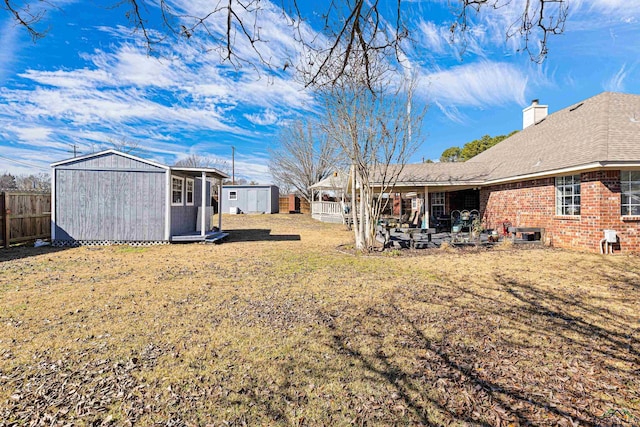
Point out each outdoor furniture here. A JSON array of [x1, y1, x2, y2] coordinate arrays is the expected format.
[[502, 220, 512, 236], [434, 215, 451, 232], [376, 225, 435, 249], [459, 210, 474, 231], [508, 226, 544, 243], [407, 227, 436, 249]]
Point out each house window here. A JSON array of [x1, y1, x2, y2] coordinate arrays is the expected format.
[[431, 192, 445, 218], [621, 171, 640, 216], [229, 190, 237, 201], [186, 178, 194, 206], [172, 176, 184, 206], [556, 175, 580, 215]]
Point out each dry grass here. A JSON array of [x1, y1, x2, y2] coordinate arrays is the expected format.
[[1, 214, 639, 426]]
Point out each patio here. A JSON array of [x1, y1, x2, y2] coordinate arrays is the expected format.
[[377, 227, 545, 250]]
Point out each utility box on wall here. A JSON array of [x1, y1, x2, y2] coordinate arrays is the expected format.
[[604, 229, 617, 243], [221, 185, 280, 214]]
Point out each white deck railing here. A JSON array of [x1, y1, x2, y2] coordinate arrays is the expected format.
[[312, 201, 343, 216]]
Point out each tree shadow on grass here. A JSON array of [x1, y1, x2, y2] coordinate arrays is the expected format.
[[319, 274, 639, 426], [494, 274, 640, 367], [225, 229, 301, 242], [0, 245, 70, 262]]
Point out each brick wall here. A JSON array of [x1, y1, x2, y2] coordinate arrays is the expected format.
[[480, 170, 640, 253]]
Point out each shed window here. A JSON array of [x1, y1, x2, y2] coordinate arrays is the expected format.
[[556, 175, 580, 216], [172, 176, 184, 206], [621, 171, 640, 216], [186, 178, 194, 206], [229, 191, 237, 201]]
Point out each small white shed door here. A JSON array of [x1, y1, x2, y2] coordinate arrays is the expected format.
[[257, 190, 268, 213], [248, 190, 258, 212], [247, 189, 268, 213]]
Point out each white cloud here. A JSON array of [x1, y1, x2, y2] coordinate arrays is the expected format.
[[0, 19, 21, 84], [0, 3, 315, 174], [604, 64, 629, 92], [5, 125, 53, 142], [417, 20, 447, 54], [18, 68, 112, 88], [421, 61, 528, 110], [579, 0, 640, 15], [244, 109, 278, 126], [442, 0, 640, 59], [234, 154, 272, 184]]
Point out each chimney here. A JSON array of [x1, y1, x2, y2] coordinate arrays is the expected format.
[[522, 98, 548, 129]]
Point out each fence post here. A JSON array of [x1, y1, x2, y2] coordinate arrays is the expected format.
[[3, 192, 9, 249]]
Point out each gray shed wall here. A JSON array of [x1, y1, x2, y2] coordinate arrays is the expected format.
[[221, 186, 279, 214], [54, 163, 166, 242], [170, 177, 211, 235]]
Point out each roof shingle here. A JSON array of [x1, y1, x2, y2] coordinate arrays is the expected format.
[[395, 92, 640, 186]]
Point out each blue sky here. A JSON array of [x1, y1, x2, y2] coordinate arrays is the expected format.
[[1, 0, 639, 183]]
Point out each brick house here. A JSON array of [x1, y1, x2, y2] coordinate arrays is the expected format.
[[384, 92, 640, 253]]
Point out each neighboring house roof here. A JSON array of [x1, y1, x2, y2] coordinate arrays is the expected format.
[[387, 91, 640, 188], [308, 172, 349, 190]]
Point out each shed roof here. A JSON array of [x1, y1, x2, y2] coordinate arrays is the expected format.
[[171, 166, 229, 179], [51, 149, 168, 169], [51, 149, 229, 179]]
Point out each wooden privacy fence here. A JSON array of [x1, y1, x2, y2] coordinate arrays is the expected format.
[[1, 192, 51, 248], [278, 196, 311, 214]]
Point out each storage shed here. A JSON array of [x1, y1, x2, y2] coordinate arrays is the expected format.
[[51, 150, 229, 245], [221, 185, 279, 214]]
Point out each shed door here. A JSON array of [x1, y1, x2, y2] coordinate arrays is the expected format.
[[248, 190, 258, 212], [256, 190, 268, 213]]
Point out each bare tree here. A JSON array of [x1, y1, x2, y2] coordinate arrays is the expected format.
[[0, 172, 18, 190], [106, 136, 139, 154], [321, 68, 425, 251], [15, 173, 51, 191], [174, 153, 229, 173], [3, 1, 568, 87], [453, 0, 568, 63], [268, 119, 340, 202]]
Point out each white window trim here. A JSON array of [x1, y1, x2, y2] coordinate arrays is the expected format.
[[171, 176, 185, 206], [431, 192, 445, 217], [621, 170, 640, 216], [185, 178, 195, 206], [555, 174, 581, 216], [229, 190, 238, 201]]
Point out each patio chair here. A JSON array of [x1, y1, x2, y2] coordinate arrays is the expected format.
[[399, 212, 411, 226], [450, 210, 461, 227], [375, 224, 391, 249], [450, 210, 462, 240]]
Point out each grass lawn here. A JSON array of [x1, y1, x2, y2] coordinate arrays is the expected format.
[[1, 214, 639, 426]]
